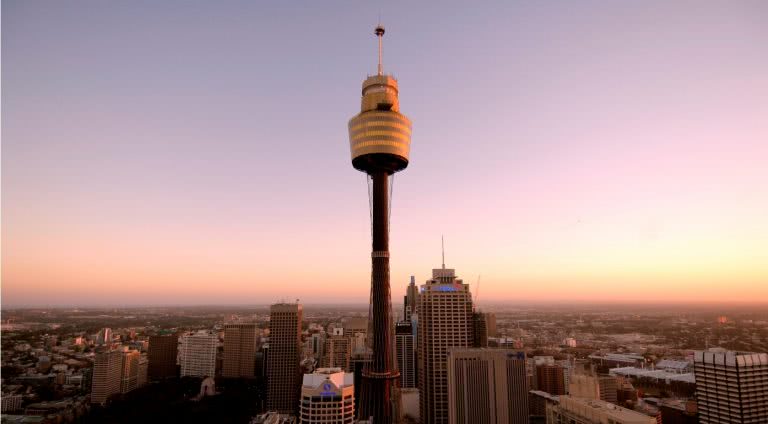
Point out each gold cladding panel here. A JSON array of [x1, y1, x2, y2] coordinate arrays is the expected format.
[[348, 112, 412, 160]]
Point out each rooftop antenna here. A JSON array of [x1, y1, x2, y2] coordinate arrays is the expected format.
[[375, 23, 385, 75], [441, 235, 446, 269]]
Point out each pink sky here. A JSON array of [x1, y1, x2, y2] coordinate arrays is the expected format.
[[3, 1, 767, 306]]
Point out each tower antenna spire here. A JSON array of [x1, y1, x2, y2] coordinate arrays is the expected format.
[[375, 24, 385, 76], [442, 235, 445, 269]]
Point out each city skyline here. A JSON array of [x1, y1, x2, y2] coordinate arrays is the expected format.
[[4, 1, 768, 307]]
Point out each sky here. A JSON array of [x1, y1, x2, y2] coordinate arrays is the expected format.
[[2, 1, 767, 307]]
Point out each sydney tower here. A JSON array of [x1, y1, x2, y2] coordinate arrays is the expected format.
[[348, 25, 411, 423]]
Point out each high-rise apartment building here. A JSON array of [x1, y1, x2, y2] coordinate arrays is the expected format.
[[147, 334, 179, 380], [694, 349, 768, 423], [223, 323, 258, 378], [546, 396, 656, 424], [404, 276, 419, 321], [395, 321, 416, 388], [299, 368, 355, 424], [447, 349, 528, 424], [322, 335, 351, 372], [536, 364, 566, 395], [418, 265, 474, 424], [485, 313, 497, 338], [120, 349, 140, 393], [91, 350, 122, 405], [179, 331, 217, 378], [267, 302, 303, 415]]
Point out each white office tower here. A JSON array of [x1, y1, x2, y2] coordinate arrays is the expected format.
[[395, 321, 416, 388], [694, 349, 768, 423], [299, 368, 355, 424], [179, 331, 218, 378]]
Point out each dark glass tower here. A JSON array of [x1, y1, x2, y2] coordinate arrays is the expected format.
[[348, 25, 412, 424]]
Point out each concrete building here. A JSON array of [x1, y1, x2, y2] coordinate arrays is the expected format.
[[120, 349, 140, 393], [322, 335, 351, 372], [694, 349, 768, 423], [223, 323, 258, 378], [418, 265, 474, 424], [179, 331, 217, 378], [485, 313, 497, 338], [1, 395, 23, 413], [404, 275, 419, 321], [147, 334, 178, 380], [137, 356, 148, 387], [299, 368, 355, 424], [546, 396, 657, 424], [447, 349, 528, 424], [569, 373, 618, 404], [91, 350, 122, 405], [267, 302, 303, 415], [395, 321, 416, 388], [537, 364, 567, 395]]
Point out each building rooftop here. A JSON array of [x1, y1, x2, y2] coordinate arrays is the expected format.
[[558, 396, 657, 424], [302, 368, 353, 389], [610, 366, 695, 384]]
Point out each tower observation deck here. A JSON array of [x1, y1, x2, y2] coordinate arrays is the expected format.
[[348, 25, 412, 424]]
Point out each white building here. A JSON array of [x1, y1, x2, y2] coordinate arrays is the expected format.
[[179, 331, 218, 378], [299, 368, 354, 424]]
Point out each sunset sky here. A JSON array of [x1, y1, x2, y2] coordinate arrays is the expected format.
[[3, 1, 767, 307]]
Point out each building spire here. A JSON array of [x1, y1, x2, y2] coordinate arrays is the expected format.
[[441, 235, 445, 269], [375, 24, 385, 76]]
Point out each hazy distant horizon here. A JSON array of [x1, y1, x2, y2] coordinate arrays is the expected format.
[[3, 1, 767, 306]]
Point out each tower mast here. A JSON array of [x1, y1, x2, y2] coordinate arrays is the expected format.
[[348, 24, 412, 424]]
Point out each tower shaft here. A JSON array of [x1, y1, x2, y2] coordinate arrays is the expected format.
[[358, 170, 400, 423]]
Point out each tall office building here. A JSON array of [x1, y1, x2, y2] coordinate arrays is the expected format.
[[91, 350, 122, 405], [267, 302, 303, 415], [569, 373, 618, 404], [536, 364, 567, 395], [485, 313, 497, 338], [447, 348, 528, 424], [395, 321, 416, 388], [418, 264, 474, 424], [137, 356, 148, 388], [147, 334, 179, 380], [546, 396, 656, 424], [223, 323, 258, 378], [348, 25, 413, 424], [179, 331, 217, 378], [299, 368, 355, 424], [694, 349, 768, 423], [472, 312, 488, 348], [404, 276, 418, 321], [322, 335, 351, 372], [120, 349, 140, 393]]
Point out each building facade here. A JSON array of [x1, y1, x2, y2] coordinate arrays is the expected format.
[[120, 349, 140, 393], [147, 334, 179, 380], [223, 323, 258, 378], [91, 350, 122, 405], [447, 348, 528, 424], [395, 321, 417, 388], [536, 364, 566, 395], [418, 266, 474, 424], [546, 396, 656, 424], [179, 331, 218, 378], [694, 349, 768, 423], [267, 302, 303, 415], [299, 368, 355, 424]]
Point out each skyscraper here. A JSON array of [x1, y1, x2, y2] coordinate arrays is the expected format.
[[447, 349, 528, 424], [472, 312, 488, 348], [404, 276, 418, 321], [147, 334, 178, 380], [299, 368, 355, 424], [267, 302, 303, 415], [179, 331, 217, 378], [348, 24, 413, 424], [395, 321, 416, 388], [223, 323, 258, 378], [418, 265, 474, 424], [91, 350, 122, 405], [120, 349, 140, 394], [322, 335, 351, 372], [694, 349, 768, 423]]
